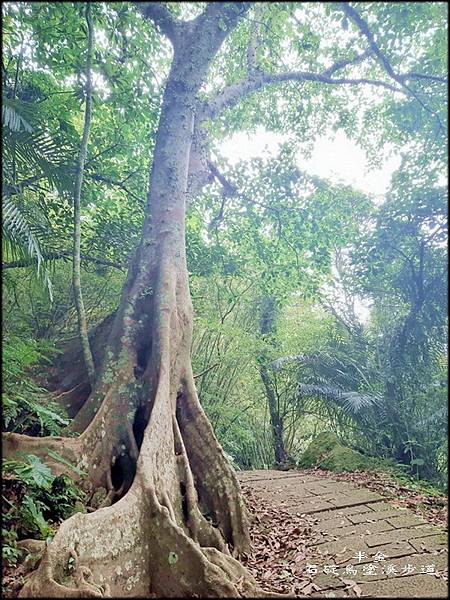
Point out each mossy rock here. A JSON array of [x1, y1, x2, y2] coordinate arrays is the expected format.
[[298, 432, 340, 469], [298, 431, 375, 472], [319, 444, 372, 472]]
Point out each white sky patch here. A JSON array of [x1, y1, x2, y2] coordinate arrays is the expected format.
[[353, 297, 372, 324], [219, 127, 284, 166], [219, 127, 401, 199], [296, 130, 402, 199]]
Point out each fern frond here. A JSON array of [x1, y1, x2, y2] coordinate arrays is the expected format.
[[269, 353, 322, 370]]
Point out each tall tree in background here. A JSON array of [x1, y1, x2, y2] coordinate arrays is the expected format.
[[257, 295, 289, 466], [3, 2, 446, 597], [72, 2, 96, 386]]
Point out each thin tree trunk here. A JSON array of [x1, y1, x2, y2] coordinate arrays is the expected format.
[[72, 2, 95, 386], [257, 295, 289, 467], [259, 364, 288, 466]]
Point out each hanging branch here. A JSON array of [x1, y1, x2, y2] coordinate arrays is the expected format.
[[72, 2, 96, 386]]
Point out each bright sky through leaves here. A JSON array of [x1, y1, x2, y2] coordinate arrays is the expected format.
[[219, 128, 402, 199]]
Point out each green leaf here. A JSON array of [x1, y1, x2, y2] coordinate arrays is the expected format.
[[46, 449, 87, 477], [22, 496, 52, 538], [8, 454, 54, 489]]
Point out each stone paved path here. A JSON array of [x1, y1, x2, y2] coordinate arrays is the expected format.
[[237, 470, 448, 598]]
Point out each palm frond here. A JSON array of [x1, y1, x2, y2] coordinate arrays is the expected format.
[[340, 391, 380, 412], [296, 381, 380, 414], [269, 353, 322, 370], [2, 94, 74, 300], [3, 97, 74, 197], [2, 102, 34, 133], [2, 196, 53, 300]]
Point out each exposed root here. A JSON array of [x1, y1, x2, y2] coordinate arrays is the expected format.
[[17, 357, 260, 598], [177, 368, 252, 556], [97, 489, 115, 509], [126, 420, 139, 461], [173, 413, 227, 552], [161, 490, 177, 523], [52, 382, 85, 401], [11, 254, 258, 598], [2, 432, 81, 478], [19, 473, 260, 598]]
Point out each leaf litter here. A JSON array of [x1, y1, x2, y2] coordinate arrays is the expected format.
[[241, 485, 336, 596]]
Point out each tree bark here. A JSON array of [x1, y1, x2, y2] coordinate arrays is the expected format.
[[4, 4, 263, 597]]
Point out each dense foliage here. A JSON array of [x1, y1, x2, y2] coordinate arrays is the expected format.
[[2, 0, 447, 573]]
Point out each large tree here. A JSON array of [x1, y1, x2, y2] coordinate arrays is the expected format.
[[3, 2, 446, 597]]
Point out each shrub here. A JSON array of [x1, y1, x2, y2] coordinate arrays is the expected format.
[[2, 454, 86, 552], [2, 336, 69, 435]]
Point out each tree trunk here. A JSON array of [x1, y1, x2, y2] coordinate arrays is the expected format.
[[257, 295, 289, 468], [3, 7, 265, 597], [72, 2, 96, 387], [259, 364, 288, 467]]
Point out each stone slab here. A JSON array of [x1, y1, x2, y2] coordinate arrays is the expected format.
[[326, 552, 449, 586], [237, 470, 324, 483], [336, 540, 418, 566], [312, 572, 346, 590], [314, 534, 372, 556], [242, 469, 448, 598], [284, 499, 336, 514], [315, 505, 374, 521], [409, 533, 448, 553], [365, 525, 441, 548], [380, 552, 448, 577], [369, 501, 400, 512], [330, 490, 383, 506], [347, 508, 406, 524], [313, 515, 353, 531], [324, 519, 394, 539], [387, 514, 428, 529], [358, 573, 448, 597]]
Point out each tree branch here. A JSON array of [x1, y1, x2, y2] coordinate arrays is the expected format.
[[199, 5, 444, 126], [206, 160, 237, 196], [403, 72, 447, 84], [72, 1, 96, 385], [195, 2, 251, 31], [321, 49, 371, 77], [245, 5, 263, 77], [86, 172, 142, 203], [338, 2, 398, 80], [4, 174, 46, 196], [338, 2, 444, 126], [193, 363, 219, 379], [85, 142, 120, 166], [201, 66, 403, 121], [136, 2, 179, 42]]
